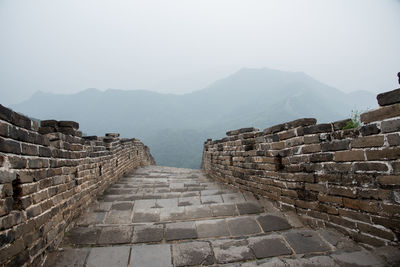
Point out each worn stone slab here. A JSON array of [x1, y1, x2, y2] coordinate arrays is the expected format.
[[130, 244, 172, 267], [65, 227, 101, 245], [257, 215, 291, 232], [211, 203, 238, 217], [132, 224, 164, 243], [172, 241, 214, 266], [283, 230, 331, 254], [95, 202, 112, 212], [134, 199, 156, 210], [160, 206, 187, 221], [212, 238, 254, 264], [86, 246, 130, 267], [76, 212, 106, 226], [196, 219, 230, 238], [201, 189, 223, 196], [178, 196, 201, 206], [156, 198, 178, 208], [43, 248, 89, 267], [98, 226, 133, 244], [236, 202, 264, 215], [241, 258, 287, 267], [201, 194, 223, 204], [331, 250, 385, 267], [165, 221, 197, 241], [227, 217, 262, 236], [111, 202, 134, 211], [132, 209, 160, 223], [248, 235, 292, 259], [185, 205, 212, 219], [104, 210, 132, 224], [222, 193, 246, 203], [284, 256, 337, 267]]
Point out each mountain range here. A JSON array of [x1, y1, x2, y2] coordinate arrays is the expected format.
[[10, 68, 377, 169]]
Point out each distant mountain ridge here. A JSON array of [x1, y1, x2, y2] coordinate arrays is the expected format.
[[10, 68, 377, 168]]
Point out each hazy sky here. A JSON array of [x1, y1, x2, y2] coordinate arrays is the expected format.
[[1, 0, 399, 105]]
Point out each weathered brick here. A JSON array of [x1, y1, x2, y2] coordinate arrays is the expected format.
[[377, 88, 400, 106], [321, 140, 350, 152], [301, 144, 321, 154], [354, 162, 388, 172], [304, 134, 319, 144], [303, 124, 332, 134], [310, 152, 333, 162], [332, 119, 352, 130], [387, 133, 400, 146], [377, 175, 400, 185], [0, 122, 9, 137], [8, 156, 27, 169], [334, 150, 365, 162], [357, 222, 395, 241], [358, 188, 391, 200], [351, 136, 384, 148], [318, 194, 343, 205], [278, 129, 296, 140], [21, 143, 38, 156], [360, 124, 380, 136], [343, 198, 379, 213], [360, 104, 400, 124], [0, 137, 21, 154], [366, 148, 400, 160], [328, 186, 356, 198], [381, 119, 400, 133]]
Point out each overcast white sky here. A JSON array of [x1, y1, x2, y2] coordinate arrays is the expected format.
[[1, 0, 399, 105]]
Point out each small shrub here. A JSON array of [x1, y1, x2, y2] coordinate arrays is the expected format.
[[343, 110, 362, 130]]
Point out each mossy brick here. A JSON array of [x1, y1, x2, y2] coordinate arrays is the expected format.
[[332, 119, 352, 130], [377, 88, 400, 106], [0, 137, 21, 154], [351, 135, 384, 148], [361, 104, 400, 124]]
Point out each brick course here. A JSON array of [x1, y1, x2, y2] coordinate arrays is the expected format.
[[0, 104, 155, 266], [202, 87, 400, 247]]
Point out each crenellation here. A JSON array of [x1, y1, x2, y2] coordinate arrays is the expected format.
[[0, 106, 155, 266], [202, 87, 400, 247]]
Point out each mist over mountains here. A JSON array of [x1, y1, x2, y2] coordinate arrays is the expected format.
[[11, 68, 377, 169]]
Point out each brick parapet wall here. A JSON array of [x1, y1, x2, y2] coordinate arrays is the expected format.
[[202, 87, 400, 247], [0, 104, 155, 266]]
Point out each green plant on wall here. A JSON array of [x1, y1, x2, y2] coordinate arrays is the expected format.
[[343, 109, 362, 130]]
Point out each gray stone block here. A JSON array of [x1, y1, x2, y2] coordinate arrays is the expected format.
[[173, 241, 214, 266], [131, 244, 172, 267]]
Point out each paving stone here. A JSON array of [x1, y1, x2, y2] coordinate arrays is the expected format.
[[132, 224, 164, 243], [65, 227, 101, 245], [375, 246, 400, 266], [165, 221, 197, 241], [227, 217, 262, 236], [196, 219, 230, 238], [283, 230, 331, 254], [178, 196, 201, 206], [95, 202, 112, 212], [201, 194, 223, 204], [86, 246, 130, 267], [76, 212, 106, 226], [241, 258, 287, 267], [211, 203, 238, 217], [331, 250, 386, 267], [237, 202, 264, 215], [185, 205, 213, 219], [257, 215, 291, 232], [222, 193, 246, 203], [43, 248, 89, 267], [131, 244, 172, 267], [172, 241, 214, 266], [201, 189, 222, 196], [319, 228, 343, 246], [97, 226, 133, 244], [104, 210, 132, 224], [111, 202, 134, 210], [248, 235, 292, 259], [156, 198, 178, 208], [283, 256, 337, 267], [134, 199, 156, 210], [132, 209, 160, 223], [160, 206, 187, 221], [212, 238, 254, 264]]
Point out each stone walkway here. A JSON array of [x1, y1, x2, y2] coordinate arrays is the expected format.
[[44, 166, 398, 267]]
